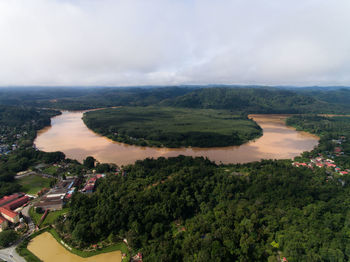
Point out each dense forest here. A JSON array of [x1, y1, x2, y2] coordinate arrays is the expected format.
[[60, 156, 350, 262], [0, 106, 62, 197], [1, 86, 350, 113], [83, 107, 262, 147], [161, 87, 350, 113], [0, 87, 195, 110]]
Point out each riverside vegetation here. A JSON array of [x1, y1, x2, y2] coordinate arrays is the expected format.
[[0, 87, 350, 261], [59, 114, 350, 261], [83, 107, 262, 148]]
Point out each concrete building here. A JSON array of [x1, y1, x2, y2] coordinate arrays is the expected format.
[[0, 193, 29, 230], [35, 195, 64, 211], [0, 208, 19, 224], [35, 178, 77, 211]]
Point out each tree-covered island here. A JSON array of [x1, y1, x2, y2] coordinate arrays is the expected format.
[[82, 106, 262, 148]]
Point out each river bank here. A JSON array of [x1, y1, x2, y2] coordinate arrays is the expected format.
[[34, 111, 319, 166]]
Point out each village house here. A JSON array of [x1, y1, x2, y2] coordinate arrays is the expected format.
[[81, 174, 105, 193]]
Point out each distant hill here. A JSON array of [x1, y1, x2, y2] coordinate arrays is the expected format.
[[1, 85, 350, 113], [160, 87, 349, 114]]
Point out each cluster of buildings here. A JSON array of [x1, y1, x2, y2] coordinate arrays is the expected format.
[[0, 143, 17, 155], [0, 193, 29, 231], [0, 130, 25, 155], [0, 144, 10, 155], [81, 174, 105, 193], [293, 155, 349, 175], [35, 178, 80, 211], [292, 136, 349, 176], [333, 136, 346, 156]]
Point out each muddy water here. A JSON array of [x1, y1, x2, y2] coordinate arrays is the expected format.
[[27, 232, 122, 262], [34, 111, 319, 166]]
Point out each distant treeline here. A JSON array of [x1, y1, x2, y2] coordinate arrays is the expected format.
[[0, 105, 59, 129], [1, 86, 350, 113]]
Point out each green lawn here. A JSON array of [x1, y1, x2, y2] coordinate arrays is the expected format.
[[83, 106, 262, 147], [30, 207, 69, 227], [18, 174, 55, 195], [42, 165, 59, 175]]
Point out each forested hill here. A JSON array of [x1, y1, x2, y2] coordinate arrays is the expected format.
[[297, 88, 350, 107], [160, 87, 349, 114], [63, 156, 350, 261], [1, 86, 350, 113], [0, 87, 196, 110]]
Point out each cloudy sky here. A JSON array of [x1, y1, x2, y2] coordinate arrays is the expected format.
[[0, 0, 350, 86]]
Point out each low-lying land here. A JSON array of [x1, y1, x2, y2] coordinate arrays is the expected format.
[[83, 106, 262, 148]]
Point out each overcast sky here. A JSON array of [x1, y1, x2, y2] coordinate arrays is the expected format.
[[0, 0, 350, 86]]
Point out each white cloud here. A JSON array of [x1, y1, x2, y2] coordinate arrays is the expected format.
[[0, 0, 350, 86]]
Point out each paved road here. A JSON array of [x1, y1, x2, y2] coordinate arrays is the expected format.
[[22, 204, 35, 234], [0, 243, 26, 262]]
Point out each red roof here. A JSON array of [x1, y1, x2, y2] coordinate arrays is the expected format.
[[335, 147, 342, 152], [83, 185, 94, 191], [0, 193, 22, 207], [65, 194, 72, 199], [4, 195, 29, 210], [0, 207, 18, 219]]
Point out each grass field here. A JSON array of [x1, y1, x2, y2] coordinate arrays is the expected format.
[[83, 106, 262, 147], [30, 207, 69, 227], [18, 174, 55, 195], [42, 165, 59, 176]]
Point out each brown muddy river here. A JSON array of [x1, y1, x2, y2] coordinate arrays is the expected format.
[[34, 111, 319, 166]]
